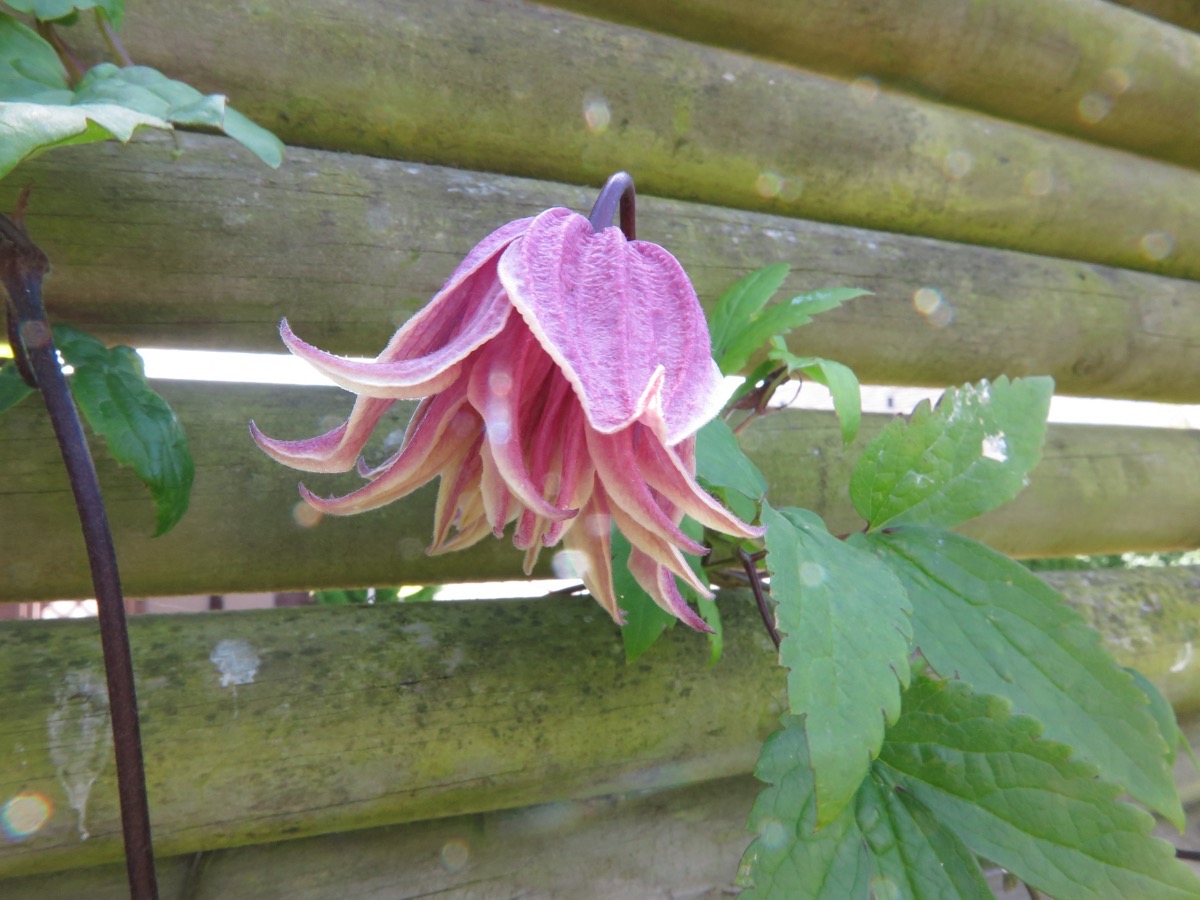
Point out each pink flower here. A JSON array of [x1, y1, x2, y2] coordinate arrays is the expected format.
[[251, 203, 763, 631]]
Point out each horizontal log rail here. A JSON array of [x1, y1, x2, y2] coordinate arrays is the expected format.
[[9, 136, 1200, 403], [1110, 0, 1200, 34], [542, 0, 1200, 172], [1, 381, 1198, 602], [1, 566, 1197, 879], [51, 0, 1200, 280]]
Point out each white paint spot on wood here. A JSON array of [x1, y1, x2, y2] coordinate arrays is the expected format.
[[46, 670, 112, 841], [1171, 641, 1194, 674], [211, 640, 261, 716]]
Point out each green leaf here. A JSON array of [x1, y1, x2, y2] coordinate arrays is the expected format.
[[72, 64, 283, 166], [1124, 666, 1184, 767], [709, 263, 789, 372], [739, 716, 991, 899], [719, 286, 869, 376], [3, 0, 124, 27], [879, 676, 1200, 899], [763, 505, 912, 826], [695, 416, 767, 501], [0, 101, 169, 179], [0, 13, 72, 101], [868, 528, 1183, 826], [54, 325, 194, 535], [697, 594, 722, 666], [851, 375, 1053, 530], [855, 772, 992, 899], [0, 359, 34, 412], [739, 718, 870, 899], [767, 342, 862, 445]]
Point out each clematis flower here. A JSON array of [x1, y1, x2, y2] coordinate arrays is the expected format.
[[250, 175, 763, 631]]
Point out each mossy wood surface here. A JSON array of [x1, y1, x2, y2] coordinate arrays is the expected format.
[[0, 776, 762, 898], [1111, 0, 1200, 33], [1, 567, 1198, 880], [545, 0, 1200, 172], [10, 135, 1200, 403], [3, 382, 1199, 602], [56, 0, 1200, 280]]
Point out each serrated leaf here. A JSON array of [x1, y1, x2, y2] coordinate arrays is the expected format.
[[768, 343, 861, 445], [54, 325, 194, 535], [72, 64, 283, 166], [709, 263, 789, 372], [695, 416, 767, 501], [1124, 666, 1183, 767], [879, 676, 1200, 899], [851, 376, 1052, 530], [763, 505, 912, 826], [855, 772, 992, 899], [868, 528, 1183, 826], [719, 286, 869, 376], [3, 0, 123, 27], [739, 718, 870, 899], [739, 716, 990, 899], [0, 101, 170, 179], [0, 358, 33, 412]]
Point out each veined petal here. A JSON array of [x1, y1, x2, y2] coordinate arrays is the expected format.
[[280, 279, 509, 398], [561, 485, 622, 624], [638, 430, 765, 539], [468, 321, 576, 525], [586, 425, 707, 555], [607, 499, 713, 599], [430, 434, 483, 549], [300, 402, 476, 515], [499, 207, 727, 445], [626, 547, 713, 633], [249, 394, 395, 474], [371, 218, 531, 363]]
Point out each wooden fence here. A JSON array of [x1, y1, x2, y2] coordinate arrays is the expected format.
[[2, 0, 1200, 895]]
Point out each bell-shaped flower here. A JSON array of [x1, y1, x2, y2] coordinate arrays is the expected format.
[[251, 205, 763, 631]]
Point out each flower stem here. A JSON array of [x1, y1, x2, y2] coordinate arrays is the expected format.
[[0, 198, 159, 900], [588, 171, 637, 240]]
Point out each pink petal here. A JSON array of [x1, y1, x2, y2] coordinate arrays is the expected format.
[[370, 216, 532, 364], [626, 547, 713, 633], [430, 434, 483, 549], [499, 207, 727, 444], [467, 320, 576, 525], [586, 425, 707, 555], [561, 485, 622, 624], [249, 394, 395, 474], [607, 499, 713, 599], [300, 399, 475, 515], [637, 429, 765, 539], [279, 277, 509, 398]]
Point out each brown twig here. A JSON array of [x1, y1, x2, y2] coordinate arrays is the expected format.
[[97, 10, 135, 67], [35, 21, 87, 85], [1, 195, 159, 900], [737, 546, 779, 650]]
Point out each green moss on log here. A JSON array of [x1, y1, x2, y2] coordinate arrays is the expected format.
[[57, 0, 1200, 280], [9, 136, 1200, 403]]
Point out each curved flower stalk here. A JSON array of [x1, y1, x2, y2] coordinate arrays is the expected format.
[[251, 186, 763, 631]]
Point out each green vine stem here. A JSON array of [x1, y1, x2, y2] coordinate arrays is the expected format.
[[0, 197, 159, 900]]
